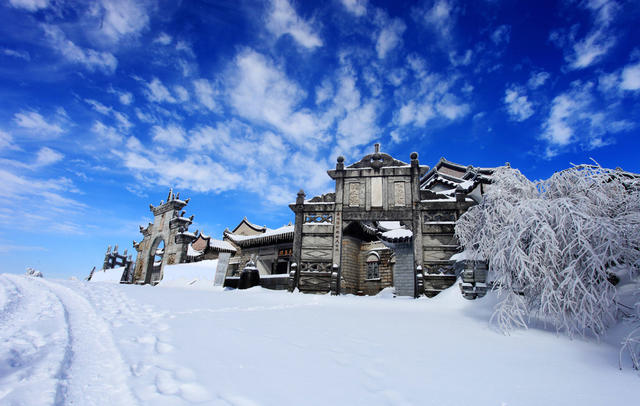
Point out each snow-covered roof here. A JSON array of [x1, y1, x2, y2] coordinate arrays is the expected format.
[[379, 228, 413, 243], [231, 217, 267, 233], [208, 238, 237, 252], [187, 245, 203, 257], [89, 267, 125, 283], [224, 224, 294, 247]]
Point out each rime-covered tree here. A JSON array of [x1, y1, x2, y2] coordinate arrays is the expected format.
[[455, 165, 640, 351]]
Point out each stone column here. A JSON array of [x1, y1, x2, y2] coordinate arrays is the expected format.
[[290, 189, 305, 291], [331, 156, 345, 295], [410, 152, 424, 297]]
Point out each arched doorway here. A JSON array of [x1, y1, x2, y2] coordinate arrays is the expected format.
[[145, 238, 165, 284]]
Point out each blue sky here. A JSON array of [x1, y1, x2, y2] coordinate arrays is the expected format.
[[1, 0, 639, 278]]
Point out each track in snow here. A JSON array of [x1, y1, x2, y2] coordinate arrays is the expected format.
[[0, 275, 137, 405]]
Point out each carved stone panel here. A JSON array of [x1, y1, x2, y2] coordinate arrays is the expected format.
[[394, 182, 405, 206], [302, 235, 333, 248], [349, 183, 360, 207], [301, 248, 333, 261], [371, 177, 383, 207]]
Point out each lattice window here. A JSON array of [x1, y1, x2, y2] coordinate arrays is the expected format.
[[366, 252, 380, 280], [304, 213, 333, 224]]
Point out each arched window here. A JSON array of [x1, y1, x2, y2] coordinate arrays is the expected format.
[[366, 251, 380, 280]]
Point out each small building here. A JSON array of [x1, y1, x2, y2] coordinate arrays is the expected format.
[[222, 218, 294, 277]]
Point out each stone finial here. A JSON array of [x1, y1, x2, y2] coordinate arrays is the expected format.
[[374, 143, 380, 154], [114, 244, 119, 253], [123, 249, 128, 256], [505, 162, 511, 168], [296, 189, 306, 204], [410, 152, 418, 160], [106, 245, 112, 253], [455, 185, 465, 203], [336, 155, 345, 170], [189, 215, 194, 221], [167, 188, 173, 202], [185, 198, 190, 204]]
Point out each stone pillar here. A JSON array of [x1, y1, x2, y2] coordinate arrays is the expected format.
[[410, 152, 424, 297], [290, 189, 305, 292], [332, 156, 345, 295]]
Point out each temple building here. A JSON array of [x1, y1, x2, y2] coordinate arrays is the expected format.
[[122, 145, 494, 297]]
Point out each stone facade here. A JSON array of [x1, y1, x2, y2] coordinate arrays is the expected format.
[[289, 145, 490, 297]]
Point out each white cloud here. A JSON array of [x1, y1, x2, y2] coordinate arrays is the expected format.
[[92, 121, 124, 145], [2, 48, 30, 61], [108, 87, 133, 105], [174, 85, 190, 102], [266, 0, 322, 48], [315, 79, 334, 105], [620, 61, 640, 91], [193, 79, 217, 111], [175, 41, 195, 57], [436, 94, 469, 120], [341, 0, 367, 16], [154, 32, 172, 45], [85, 99, 111, 115], [14, 111, 63, 136], [119, 92, 133, 105], [145, 77, 177, 103], [418, 0, 456, 42], [563, 0, 619, 70], [504, 87, 534, 121], [227, 49, 321, 144], [398, 101, 435, 127], [0, 130, 19, 151], [94, 0, 150, 42], [491, 25, 511, 45], [375, 18, 406, 59], [152, 124, 186, 147], [8, 0, 49, 11], [113, 111, 132, 130], [527, 71, 550, 89], [394, 72, 469, 128], [34, 147, 63, 167], [336, 101, 379, 153], [0, 168, 85, 233], [42, 25, 117, 74], [448, 49, 472, 66], [84, 99, 132, 130], [568, 29, 615, 70], [540, 81, 629, 155]]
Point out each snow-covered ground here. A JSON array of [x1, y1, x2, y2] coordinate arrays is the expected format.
[[1, 273, 639, 406]]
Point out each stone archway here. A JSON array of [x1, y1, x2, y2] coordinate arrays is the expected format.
[[144, 237, 165, 284], [132, 190, 197, 284]]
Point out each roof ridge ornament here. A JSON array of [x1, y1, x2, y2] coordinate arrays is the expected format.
[[371, 142, 383, 170]]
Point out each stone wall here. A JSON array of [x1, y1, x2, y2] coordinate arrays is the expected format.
[[341, 236, 361, 294]]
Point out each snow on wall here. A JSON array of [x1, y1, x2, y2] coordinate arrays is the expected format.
[[90, 267, 124, 283], [157, 260, 219, 288]]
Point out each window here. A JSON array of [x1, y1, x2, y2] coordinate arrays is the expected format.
[[366, 252, 380, 280]]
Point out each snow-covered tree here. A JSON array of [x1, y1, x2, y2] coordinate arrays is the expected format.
[[455, 165, 640, 346], [25, 267, 43, 278]]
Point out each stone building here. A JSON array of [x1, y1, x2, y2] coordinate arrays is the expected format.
[[288, 145, 494, 297], [124, 145, 493, 297], [222, 218, 294, 277]]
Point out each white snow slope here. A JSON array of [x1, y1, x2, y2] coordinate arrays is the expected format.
[[1, 273, 639, 406]]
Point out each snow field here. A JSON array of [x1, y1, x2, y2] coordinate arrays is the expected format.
[[2, 274, 640, 405]]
